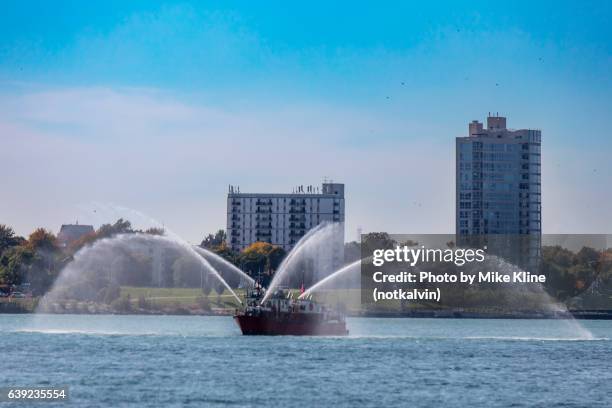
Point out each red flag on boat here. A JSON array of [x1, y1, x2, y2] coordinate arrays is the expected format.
[[300, 283, 305, 295]]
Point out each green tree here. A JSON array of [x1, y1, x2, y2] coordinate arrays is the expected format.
[[26, 253, 58, 295], [24, 228, 62, 295], [235, 242, 286, 286], [0, 225, 24, 254], [68, 218, 136, 253], [266, 246, 285, 271], [239, 243, 268, 275], [576, 246, 600, 268], [362, 232, 396, 254], [144, 227, 165, 236], [200, 230, 226, 249], [27, 228, 57, 252], [96, 218, 133, 239], [541, 245, 603, 299], [0, 246, 34, 286], [344, 241, 361, 263], [211, 242, 238, 264]]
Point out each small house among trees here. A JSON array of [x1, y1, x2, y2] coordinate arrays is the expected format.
[[57, 223, 95, 247]]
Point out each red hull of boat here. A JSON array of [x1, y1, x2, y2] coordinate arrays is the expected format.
[[234, 315, 348, 336]]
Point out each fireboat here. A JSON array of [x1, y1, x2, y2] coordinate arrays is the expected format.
[[233, 285, 348, 336]]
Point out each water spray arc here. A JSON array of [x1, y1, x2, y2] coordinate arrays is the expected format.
[[193, 246, 255, 287], [300, 258, 362, 299], [90, 204, 243, 303], [38, 234, 243, 311], [261, 222, 342, 304]]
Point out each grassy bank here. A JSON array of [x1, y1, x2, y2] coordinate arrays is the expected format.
[[120, 286, 244, 307], [0, 287, 245, 315]]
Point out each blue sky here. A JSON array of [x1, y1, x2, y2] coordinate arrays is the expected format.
[[1, 1, 611, 241]]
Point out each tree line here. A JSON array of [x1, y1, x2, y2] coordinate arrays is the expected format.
[[0, 219, 165, 296], [0, 221, 290, 298], [2, 223, 611, 307]]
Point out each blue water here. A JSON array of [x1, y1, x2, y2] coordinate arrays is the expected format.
[[2, 314, 611, 407]]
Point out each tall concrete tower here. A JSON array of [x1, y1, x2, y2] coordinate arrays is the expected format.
[[456, 114, 542, 236]]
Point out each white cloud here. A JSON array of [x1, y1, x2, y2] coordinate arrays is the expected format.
[[1, 85, 610, 241]]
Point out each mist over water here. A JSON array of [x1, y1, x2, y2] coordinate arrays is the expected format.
[[301, 252, 595, 340], [99, 204, 259, 297], [38, 203, 595, 341], [84, 204, 243, 300], [7, 314, 608, 341], [482, 255, 594, 340], [37, 233, 242, 312]]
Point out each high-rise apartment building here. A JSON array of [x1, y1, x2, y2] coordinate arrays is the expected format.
[[226, 182, 345, 250], [456, 114, 542, 237], [226, 182, 345, 281]]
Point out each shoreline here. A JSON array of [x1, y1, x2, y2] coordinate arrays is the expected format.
[[2, 308, 611, 320], [354, 310, 612, 320]]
